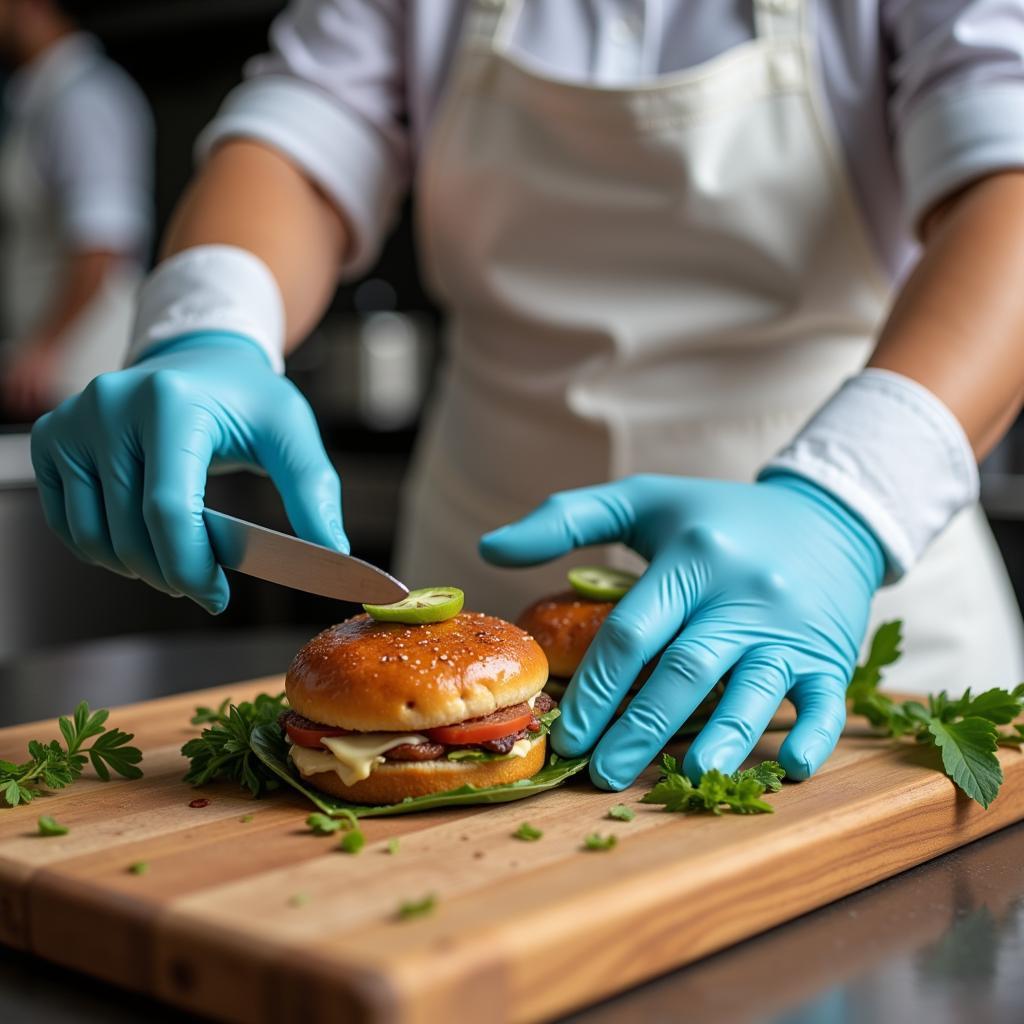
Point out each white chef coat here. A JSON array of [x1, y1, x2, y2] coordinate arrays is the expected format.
[[198, 0, 1024, 284]]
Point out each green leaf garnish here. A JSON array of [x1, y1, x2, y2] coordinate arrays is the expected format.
[[397, 893, 437, 920], [37, 815, 69, 836], [128, 861, 149, 876], [583, 833, 617, 851], [287, 892, 309, 908], [512, 822, 543, 841], [607, 804, 635, 821], [848, 620, 1023, 807], [181, 692, 288, 798], [1, 701, 143, 808], [641, 759, 783, 815], [386, 837, 400, 855]]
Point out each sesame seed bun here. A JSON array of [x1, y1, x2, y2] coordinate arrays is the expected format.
[[516, 591, 613, 679], [285, 612, 549, 732], [295, 735, 547, 805]]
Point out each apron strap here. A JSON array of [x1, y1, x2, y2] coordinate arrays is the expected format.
[[462, 0, 523, 54], [752, 0, 804, 41]]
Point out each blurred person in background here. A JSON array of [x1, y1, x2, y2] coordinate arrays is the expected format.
[[0, 0, 152, 423]]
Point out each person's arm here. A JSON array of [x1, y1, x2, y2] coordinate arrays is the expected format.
[[3, 250, 118, 418], [162, 139, 349, 352], [869, 171, 1024, 459]]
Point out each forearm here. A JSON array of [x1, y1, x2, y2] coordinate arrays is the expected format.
[[869, 172, 1024, 460], [162, 139, 349, 352], [28, 251, 117, 350]]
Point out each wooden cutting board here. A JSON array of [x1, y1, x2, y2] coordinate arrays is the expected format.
[[1, 677, 1023, 1024]]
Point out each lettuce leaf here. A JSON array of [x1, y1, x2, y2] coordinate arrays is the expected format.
[[249, 722, 589, 818]]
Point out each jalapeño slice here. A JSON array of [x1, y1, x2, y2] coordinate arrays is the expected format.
[[567, 566, 638, 602], [364, 586, 465, 624]]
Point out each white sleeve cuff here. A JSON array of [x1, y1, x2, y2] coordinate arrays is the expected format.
[[899, 83, 1024, 230], [125, 245, 285, 373], [195, 75, 406, 281], [759, 368, 979, 582]]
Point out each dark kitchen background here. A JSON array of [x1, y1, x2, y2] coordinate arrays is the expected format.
[[2, 0, 1024, 669]]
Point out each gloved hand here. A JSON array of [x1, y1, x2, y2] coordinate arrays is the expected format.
[[480, 473, 886, 789], [30, 331, 346, 613]]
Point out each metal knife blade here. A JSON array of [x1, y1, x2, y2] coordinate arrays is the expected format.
[[203, 508, 408, 605]]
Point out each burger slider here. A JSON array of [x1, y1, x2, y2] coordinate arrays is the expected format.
[[281, 594, 557, 805]]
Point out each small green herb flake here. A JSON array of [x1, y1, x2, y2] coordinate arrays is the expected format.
[[240, 814, 254, 823], [127, 861, 149, 876], [607, 804, 635, 822], [583, 833, 617, 852], [386, 837, 400, 855], [37, 815, 69, 836], [287, 892, 309, 908], [306, 812, 343, 835], [512, 822, 543, 841], [397, 893, 437, 921], [339, 828, 366, 855]]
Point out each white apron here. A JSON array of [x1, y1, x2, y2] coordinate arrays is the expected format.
[[0, 49, 140, 401], [397, 0, 1024, 694]]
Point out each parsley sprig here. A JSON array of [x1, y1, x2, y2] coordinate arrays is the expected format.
[[848, 620, 1024, 808], [642, 756, 785, 815], [181, 693, 289, 797], [1, 701, 143, 808]]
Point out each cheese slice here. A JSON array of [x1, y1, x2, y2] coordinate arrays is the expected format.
[[508, 738, 533, 758], [290, 733, 429, 786]]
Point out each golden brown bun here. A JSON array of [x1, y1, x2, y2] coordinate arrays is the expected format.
[[285, 612, 548, 732], [517, 591, 613, 678], [299, 736, 547, 804]]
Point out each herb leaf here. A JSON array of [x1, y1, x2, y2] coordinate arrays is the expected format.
[[847, 621, 1022, 807], [607, 804, 636, 821], [397, 894, 437, 920], [512, 822, 543, 841], [37, 815, 69, 836], [642, 760, 783, 815], [583, 833, 617, 851], [181, 692, 288, 798], [1, 703, 143, 808], [927, 717, 1002, 809]]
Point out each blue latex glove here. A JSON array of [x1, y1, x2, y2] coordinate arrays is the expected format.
[[480, 473, 885, 790], [30, 331, 346, 614]]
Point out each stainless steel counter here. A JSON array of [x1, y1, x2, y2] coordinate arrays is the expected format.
[[1, 631, 1022, 1024]]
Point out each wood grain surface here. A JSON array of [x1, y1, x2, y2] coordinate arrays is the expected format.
[[1, 677, 1023, 1024]]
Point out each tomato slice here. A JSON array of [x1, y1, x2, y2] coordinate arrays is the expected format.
[[425, 703, 534, 745], [282, 710, 351, 749]]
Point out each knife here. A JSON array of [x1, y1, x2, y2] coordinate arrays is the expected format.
[[202, 508, 408, 605]]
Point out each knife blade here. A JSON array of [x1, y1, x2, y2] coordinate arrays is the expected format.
[[202, 508, 408, 605]]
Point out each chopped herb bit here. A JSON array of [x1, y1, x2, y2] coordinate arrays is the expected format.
[[37, 815, 69, 836], [583, 833, 617, 851], [397, 893, 437, 921], [1, 701, 143, 808], [287, 892, 309, 908], [339, 829, 365, 855], [307, 812, 343, 835], [306, 810, 359, 835], [386, 837, 400, 855], [127, 861, 149, 875], [607, 804, 635, 822], [512, 822, 543, 842], [240, 814, 254, 823]]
